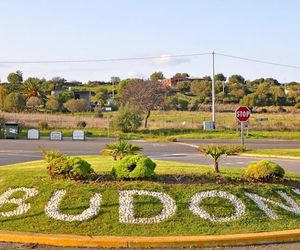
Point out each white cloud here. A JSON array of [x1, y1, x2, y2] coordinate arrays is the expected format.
[[126, 71, 146, 79], [153, 54, 190, 66]]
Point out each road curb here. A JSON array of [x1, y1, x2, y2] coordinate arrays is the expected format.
[[241, 153, 300, 160], [1, 229, 300, 248]]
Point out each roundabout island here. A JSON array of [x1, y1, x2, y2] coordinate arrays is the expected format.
[[1, 149, 300, 248]]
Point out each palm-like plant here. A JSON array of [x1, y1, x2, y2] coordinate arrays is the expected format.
[[102, 140, 143, 160], [198, 145, 245, 173], [23, 77, 42, 97]]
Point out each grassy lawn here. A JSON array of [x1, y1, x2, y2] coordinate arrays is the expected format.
[[1, 156, 300, 236], [245, 149, 300, 158]]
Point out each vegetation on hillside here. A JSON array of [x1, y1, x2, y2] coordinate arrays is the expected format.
[[0, 71, 299, 116]]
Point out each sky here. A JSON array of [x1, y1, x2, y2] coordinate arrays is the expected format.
[[0, 0, 300, 83]]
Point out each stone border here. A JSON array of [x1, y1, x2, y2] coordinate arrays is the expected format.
[[1, 229, 300, 248]]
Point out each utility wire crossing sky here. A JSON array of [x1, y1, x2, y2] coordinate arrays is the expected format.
[[0, 52, 300, 71]]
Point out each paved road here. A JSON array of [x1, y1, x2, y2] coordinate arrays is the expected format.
[[0, 138, 299, 172], [177, 138, 300, 149], [0, 242, 300, 250], [2, 241, 300, 249]]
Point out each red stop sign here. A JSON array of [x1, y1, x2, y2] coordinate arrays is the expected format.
[[235, 106, 251, 122]]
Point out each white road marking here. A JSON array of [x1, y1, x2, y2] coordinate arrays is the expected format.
[[175, 142, 199, 149]]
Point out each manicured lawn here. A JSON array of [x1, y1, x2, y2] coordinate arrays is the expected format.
[[1, 156, 300, 236], [245, 149, 300, 158]]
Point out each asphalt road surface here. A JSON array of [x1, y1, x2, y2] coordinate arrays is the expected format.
[[2, 241, 300, 250], [0, 138, 299, 172]]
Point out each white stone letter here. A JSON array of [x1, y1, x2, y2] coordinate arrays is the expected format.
[[119, 190, 177, 224], [189, 190, 246, 222], [244, 191, 300, 219], [0, 187, 38, 217], [45, 190, 102, 221]]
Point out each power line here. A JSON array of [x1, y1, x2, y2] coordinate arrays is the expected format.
[[216, 52, 300, 70], [0, 52, 211, 64], [1, 51, 299, 70]]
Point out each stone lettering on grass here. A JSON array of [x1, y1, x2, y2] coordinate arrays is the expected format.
[[45, 190, 102, 221], [245, 190, 300, 219], [119, 190, 177, 224], [1, 187, 300, 223], [0, 187, 38, 217], [189, 190, 246, 222]]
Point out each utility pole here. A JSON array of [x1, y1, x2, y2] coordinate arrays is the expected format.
[[212, 51, 216, 127], [110, 76, 120, 102]]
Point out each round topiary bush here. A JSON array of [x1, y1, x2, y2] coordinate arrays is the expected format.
[[111, 155, 156, 179], [244, 160, 285, 182], [68, 156, 96, 180]]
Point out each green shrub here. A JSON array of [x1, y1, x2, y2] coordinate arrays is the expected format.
[[102, 140, 143, 160], [41, 148, 95, 180], [244, 160, 285, 182], [46, 155, 71, 178], [40, 147, 64, 163], [112, 155, 156, 179], [111, 104, 142, 132], [64, 99, 88, 113], [46, 96, 61, 112], [3, 93, 26, 112], [68, 157, 96, 180], [76, 121, 87, 128]]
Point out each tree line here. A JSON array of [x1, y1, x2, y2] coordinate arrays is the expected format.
[[0, 70, 299, 118]]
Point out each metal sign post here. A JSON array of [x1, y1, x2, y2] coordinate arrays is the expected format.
[[240, 121, 245, 145], [235, 106, 251, 146]]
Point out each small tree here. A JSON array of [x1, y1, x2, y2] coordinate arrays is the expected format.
[[198, 145, 245, 173], [3, 92, 26, 112], [102, 140, 143, 160], [46, 96, 61, 112], [150, 71, 164, 81], [120, 80, 165, 128], [173, 73, 189, 78], [26, 96, 42, 111], [92, 88, 109, 106], [64, 99, 88, 113], [112, 104, 142, 132], [5, 71, 23, 93]]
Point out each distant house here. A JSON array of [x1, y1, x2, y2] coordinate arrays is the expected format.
[[50, 89, 92, 110], [73, 90, 92, 110], [73, 90, 91, 101], [161, 77, 204, 88]]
